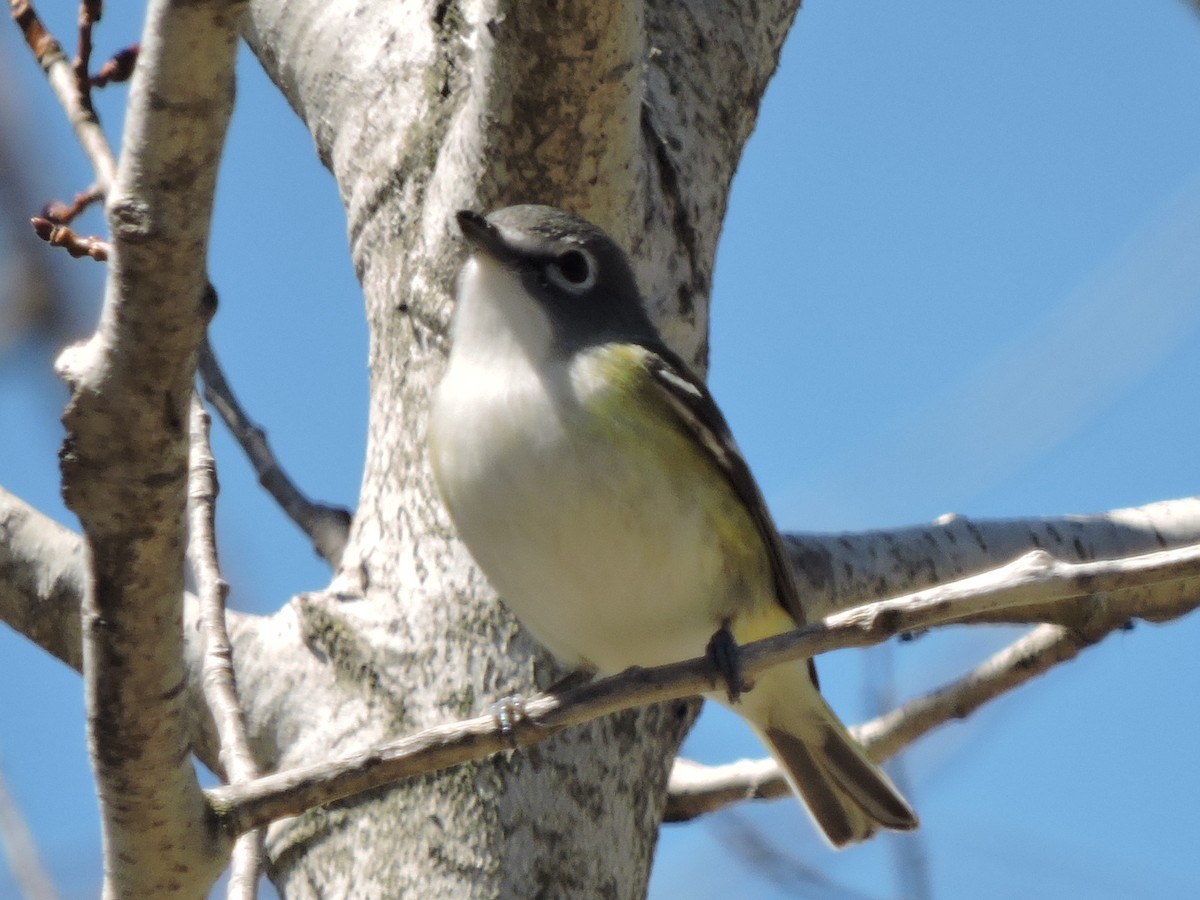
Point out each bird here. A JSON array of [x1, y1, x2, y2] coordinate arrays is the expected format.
[[428, 204, 918, 847]]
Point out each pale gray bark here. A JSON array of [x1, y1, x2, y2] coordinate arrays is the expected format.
[[6, 480, 1200, 894], [231, 2, 802, 895], [46, 0, 244, 893], [5, 0, 1200, 897]]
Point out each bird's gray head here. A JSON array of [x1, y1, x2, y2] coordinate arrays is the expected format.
[[454, 205, 659, 354]]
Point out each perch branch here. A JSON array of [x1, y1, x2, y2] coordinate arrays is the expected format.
[[207, 543, 1200, 836]]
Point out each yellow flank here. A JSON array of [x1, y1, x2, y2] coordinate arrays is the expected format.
[[573, 343, 787, 630], [731, 601, 798, 645]]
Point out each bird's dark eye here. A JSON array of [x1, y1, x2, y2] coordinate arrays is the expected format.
[[545, 247, 598, 293], [555, 250, 591, 285]]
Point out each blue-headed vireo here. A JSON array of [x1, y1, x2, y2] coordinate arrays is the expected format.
[[429, 205, 918, 847]]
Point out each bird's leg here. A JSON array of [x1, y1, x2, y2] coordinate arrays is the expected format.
[[706, 621, 748, 704]]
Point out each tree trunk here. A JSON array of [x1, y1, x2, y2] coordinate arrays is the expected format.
[[226, 1, 800, 895]]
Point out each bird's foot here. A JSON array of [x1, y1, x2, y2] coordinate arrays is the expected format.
[[706, 622, 748, 704], [489, 694, 527, 749]]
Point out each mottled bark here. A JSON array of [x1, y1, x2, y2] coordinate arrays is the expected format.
[[5, 1, 1200, 897], [229, 2, 802, 895]]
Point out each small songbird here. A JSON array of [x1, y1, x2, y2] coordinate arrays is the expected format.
[[428, 205, 918, 846]]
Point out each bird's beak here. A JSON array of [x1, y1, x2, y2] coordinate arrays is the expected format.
[[456, 210, 515, 264]]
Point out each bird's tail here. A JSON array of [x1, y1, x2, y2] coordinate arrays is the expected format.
[[732, 660, 919, 848]]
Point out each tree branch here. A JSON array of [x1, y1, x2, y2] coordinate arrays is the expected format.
[[10, 0, 117, 192], [664, 622, 1091, 821], [198, 336, 351, 567], [0, 487, 86, 671], [0, 485, 238, 762], [5, 479, 1197, 840], [51, 0, 245, 893], [785, 499, 1200, 621], [207, 542, 1200, 837], [858, 622, 1084, 758], [41, 183, 104, 225], [188, 398, 264, 898], [71, 0, 102, 111]]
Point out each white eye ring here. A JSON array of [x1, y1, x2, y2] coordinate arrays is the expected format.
[[546, 248, 597, 293]]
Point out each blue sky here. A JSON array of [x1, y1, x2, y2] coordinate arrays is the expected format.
[[3, 1, 1200, 897]]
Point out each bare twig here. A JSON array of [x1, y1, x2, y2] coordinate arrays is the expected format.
[[41, 184, 104, 225], [207, 543, 1200, 837], [667, 533, 1200, 822], [0, 98, 83, 352], [10, 0, 117, 191], [30, 217, 109, 260], [72, 0, 102, 111], [864, 645, 931, 900], [664, 622, 1101, 822], [0, 769, 58, 900], [91, 44, 138, 87], [856, 622, 1082, 760], [5, 472, 1199, 841], [198, 334, 352, 566], [188, 398, 263, 899], [715, 812, 877, 900]]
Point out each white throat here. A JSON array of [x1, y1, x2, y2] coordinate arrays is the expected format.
[[451, 256, 554, 368]]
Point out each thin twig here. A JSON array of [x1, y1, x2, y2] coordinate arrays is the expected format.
[[0, 769, 58, 900], [664, 623, 1091, 822], [207, 543, 1200, 837], [188, 397, 264, 899], [41, 184, 104, 225], [10, 0, 117, 191], [856, 622, 1081, 760], [865, 645, 931, 900], [715, 812, 878, 900], [72, 0, 102, 112], [91, 44, 138, 87], [198, 333, 352, 566]]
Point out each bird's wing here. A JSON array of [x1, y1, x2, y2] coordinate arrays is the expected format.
[[634, 341, 808, 633]]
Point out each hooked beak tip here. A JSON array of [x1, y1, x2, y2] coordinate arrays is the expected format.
[[455, 209, 511, 263]]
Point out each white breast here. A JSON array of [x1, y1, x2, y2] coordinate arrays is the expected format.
[[430, 263, 756, 672]]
